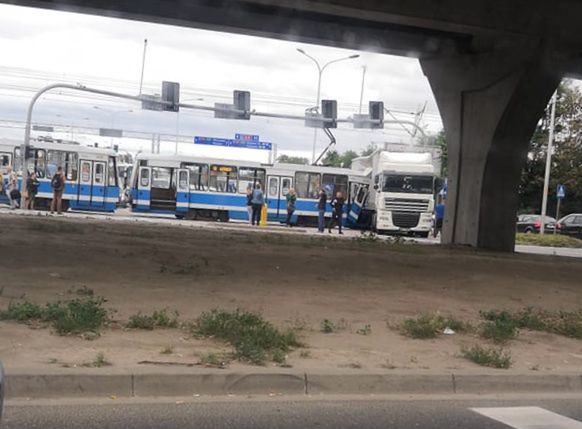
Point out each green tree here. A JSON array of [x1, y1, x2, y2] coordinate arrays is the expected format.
[[435, 130, 448, 178], [321, 149, 363, 168], [276, 154, 309, 165], [519, 79, 582, 216], [360, 144, 375, 157]]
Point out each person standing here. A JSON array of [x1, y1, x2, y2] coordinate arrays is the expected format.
[[285, 188, 297, 227], [317, 188, 327, 233], [250, 183, 264, 226], [246, 186, 253, 225], [8, 174, 20, 210], [26, 172, 40, 210], [328, 191, 345, 234], [50, 166, 65, 214], [433, 196, 445, 238]]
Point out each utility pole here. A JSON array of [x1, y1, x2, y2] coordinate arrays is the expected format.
[[139, 38, 148, 96], [358, 66, 367, 114], [540, 90, 557, 235]]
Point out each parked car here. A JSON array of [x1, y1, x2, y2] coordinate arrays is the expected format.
[[556, 213, 582, 238], [516, 214, 556, 233]]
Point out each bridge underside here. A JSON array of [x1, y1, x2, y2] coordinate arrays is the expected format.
[[3, 0, 582, 251]]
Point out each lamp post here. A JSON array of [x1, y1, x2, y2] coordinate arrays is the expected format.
[[296, 48, 359, 163]]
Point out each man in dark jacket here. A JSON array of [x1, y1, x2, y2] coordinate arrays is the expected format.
[[328, 191, 345, 234], [50, 166, 65, 214], [317, 188, 327, 233]]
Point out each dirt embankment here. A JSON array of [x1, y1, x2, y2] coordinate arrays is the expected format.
[[1, 214, 582, 372]]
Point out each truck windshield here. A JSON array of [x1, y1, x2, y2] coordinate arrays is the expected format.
[[382, 174, 433, 194]]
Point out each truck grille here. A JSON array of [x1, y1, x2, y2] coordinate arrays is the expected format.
[[392, 212, 420, 228], [384, 198, 429, 212]]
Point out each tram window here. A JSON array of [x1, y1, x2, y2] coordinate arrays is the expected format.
[[108, 157, 117, 187], [95, 163, 105, 184], [81, 161, 91, 183], [322, 174, 348, 199], [177, 170, 188, 190], [209, 165, 237, 193], [66, 152, 78, 181], [268, 177, 278, 198], [140, 168, 150, 187], [238, 167, 266, 193], [47, 150, 64, 178], [26, 149, 46, 178], [0, 153, 10, 169], [295, 172, 321, 199], [151, 167, 172, 189], [183, 163, 208, 191], [281, 178, 291, 196]]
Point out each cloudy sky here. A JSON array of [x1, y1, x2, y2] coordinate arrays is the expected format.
[[0, 3, 442, 162]]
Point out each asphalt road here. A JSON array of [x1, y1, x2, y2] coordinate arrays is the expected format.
[[3, 396, 582, 429]]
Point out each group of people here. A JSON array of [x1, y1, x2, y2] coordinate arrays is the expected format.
[[0, 166, 66, 214], [244, 182, 345, 234]]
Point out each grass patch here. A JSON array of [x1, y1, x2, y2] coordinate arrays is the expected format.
[[356, 324, 372, 335], [199, 352, 231, 368], [126, 309, 179, 330], [401, 313, 471, 339], [462, 345, 512, 369], [160, 346, 174, 355], [321, 318, 348, 334], [515, 232, 582, 248], [192, 309, 300, 365], [479, 308, 582, 340], [81, 352, 112, 368], [0, 297, 109, 335]]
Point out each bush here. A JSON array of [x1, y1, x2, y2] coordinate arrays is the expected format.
[[0, 301, 44, 321], [0, 297, 109, 335], [126, 309, 179, 330], [401, 313, 470, 339], [462, 345, 512, 369], [515, 233, 582, 248], [193, 309, 300, 365]]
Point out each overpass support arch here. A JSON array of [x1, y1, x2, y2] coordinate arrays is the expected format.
[[421, 46, 561, 251]]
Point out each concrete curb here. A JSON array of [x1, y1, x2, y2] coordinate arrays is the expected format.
[[5, 372, 582, 399]]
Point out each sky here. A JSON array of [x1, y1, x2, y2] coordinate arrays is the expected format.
[[0, 3, 443, 162]]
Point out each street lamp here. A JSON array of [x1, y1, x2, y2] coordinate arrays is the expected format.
[[296, 48, 360, 163]]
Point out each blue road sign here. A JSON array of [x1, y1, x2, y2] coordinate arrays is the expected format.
[[195, 135, 272, 151], [557, 184, 566, 199]]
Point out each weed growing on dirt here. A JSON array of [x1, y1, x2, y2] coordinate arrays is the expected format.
[[478, 308, 582, 341], [0, 301, 44, 321], [70, 286, 94, 296], [126, 309, 179, 330], [299, 350, 311, 359], [193, 309, 300, 365], [81, 352, 112, 368], [461, 345, 512, 369], [401, 313, 470, 339], [272, 348, 287, 364], [0, 297, 109, 335], [198, 352, 231, 368], [356, 324, 372, 335], [160, 346, 174, 355], [321, 318, 348, 334]]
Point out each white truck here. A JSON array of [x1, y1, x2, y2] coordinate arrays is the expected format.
[[352, 146, 440, 237]]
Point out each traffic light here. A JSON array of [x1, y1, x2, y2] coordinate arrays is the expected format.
[[233, 90, 251, 120], [321, 100, 337, 128], [162, 81, 180, 112], [369, 101, 384, 129]]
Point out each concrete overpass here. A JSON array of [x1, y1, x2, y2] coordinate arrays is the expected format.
[[3, 0, 582, 251]]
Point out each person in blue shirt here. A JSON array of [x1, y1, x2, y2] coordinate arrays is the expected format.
[[434, 196, 445, 238], [250, 183, 264, 226]]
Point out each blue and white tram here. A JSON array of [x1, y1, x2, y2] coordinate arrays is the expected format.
[[130, 152, 370, 226], [0, 138, 119, 212]]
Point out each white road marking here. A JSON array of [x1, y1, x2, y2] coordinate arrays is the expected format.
[[472, 407, 582, 429]]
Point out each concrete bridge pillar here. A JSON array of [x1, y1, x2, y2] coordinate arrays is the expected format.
[[421, 46, 561, 251]]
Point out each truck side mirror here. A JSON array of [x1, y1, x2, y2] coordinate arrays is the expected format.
[[373, 184, 379, 190]]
